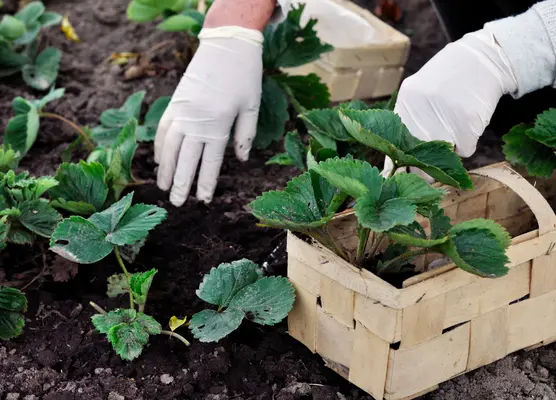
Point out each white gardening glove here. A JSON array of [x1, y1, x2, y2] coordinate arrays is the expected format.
[[382, 28, 519, 178], [155, 27, 263, 206]]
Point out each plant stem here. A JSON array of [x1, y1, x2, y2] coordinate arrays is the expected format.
[[39, 112, 95, 151], [114, 247, 134, 310], [368, 233, 385, 260], [89, 301, 107, 314], [379, 249, 429, 273], [312, 228, 348, 260], [160, 330, 191, 346], [356, 226, 370, 266]]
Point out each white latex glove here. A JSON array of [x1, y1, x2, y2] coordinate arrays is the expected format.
[[155, 27, 263, 206], [382, 28, 519, 178]]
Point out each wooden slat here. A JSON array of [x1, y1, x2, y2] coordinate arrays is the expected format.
[[443, 261, 530, 328], [507, 289, 556, 353], [401, 295, 446, 348], [349, 322, 390, 400], [288, 256, 321, 296], [453, 193, 488, 223], [354, 293, 402, 343], [320, 275, 355, 328], [383, 385, 439, 400], [467, 307, 509, 371], [385, 324, 470, 400], [316, 307, 355, 368], [288, 285, 317, 352], [530, 253, 556, 298], [486, 186, 528, 221], [494, 210, 537, 237]]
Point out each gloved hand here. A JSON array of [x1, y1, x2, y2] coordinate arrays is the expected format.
[[155, 27, 263, 206], [383, 28, 519, 178]]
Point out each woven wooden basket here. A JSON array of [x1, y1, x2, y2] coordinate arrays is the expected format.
[[287, 162, 556, 400]]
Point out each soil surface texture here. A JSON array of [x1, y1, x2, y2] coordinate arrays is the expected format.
[[0, 0, 553, 399]]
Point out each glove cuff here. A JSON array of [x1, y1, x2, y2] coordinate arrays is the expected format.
[[198, 26, 264, 46]]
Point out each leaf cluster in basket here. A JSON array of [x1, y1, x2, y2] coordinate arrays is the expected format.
[[503, 108, 556, 178], [0, 1, 62, 90], [251, 109, 511, 278]]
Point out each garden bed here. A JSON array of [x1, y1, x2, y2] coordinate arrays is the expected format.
[[2, 0, 556, 399]]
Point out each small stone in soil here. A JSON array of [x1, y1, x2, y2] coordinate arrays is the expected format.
[[6, 394, 20, 400], [107, 392, 125, 400], [160, 373, 174, 385]]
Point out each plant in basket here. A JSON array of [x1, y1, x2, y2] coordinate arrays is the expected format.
[[251, 109, 511, 280]]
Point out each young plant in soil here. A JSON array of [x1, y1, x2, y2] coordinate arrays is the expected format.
[[251, 109, 511, 280], [49, 191, 190, 360], [0, 1, 62, 90], [0, 286, 27, 340], [503, 108, 556, 177], [189, 259, 295, 343]]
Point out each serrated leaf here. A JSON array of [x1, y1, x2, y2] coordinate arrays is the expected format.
[[49, 161, 108, 214], [339, 99, 369, 111], [22, 47, 61, 90], [50, 199, 96, 215], [424, 206, 452, 240], [284, 131, 306, 170], [129, 269, 157, 306], [106, 322, 148, 360], [255, 76, 289, 149], [169, 316, 187, 332], [388, 223, 448, 248], [107, 273, 129, 298], [392, 173, 444, 205], [0, 287, 27, 340], [107, 203, 167, 246], [157, 14, 199, 31], [301, 109, 351, 142], [135, 312, 161, 335], [100, 91, 145, 128], [266, 153, 294, 166], [0, 15, 26, 41], [250, 171, 337, 231], [0, 146, 19, 173], [38, 11, 62, 27], [189, 308, 244, 343], [136, 96, 171, 142], [503, 123, 556, 178], [450, 218, 511, 249], [228, 276, 294, 326], [274, 73, 330, 110], [89, 192, 133, 233], [311, 157, 382, 199], [7, 225, 34, 245], [61, 15, 80, 42], [50, 216, 114, 264], [92, 308, 136, 334], [526, 109, 556, 148], [196, 259, 262, 308], [355, 196, 416, 232], [19, 200, 61, 237], [263, 4, 333, 69], [4, 107, 39, 159]]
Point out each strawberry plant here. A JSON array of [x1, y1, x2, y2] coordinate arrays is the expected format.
[[0, 286, 27, 340], [189, 259, 294, 342], [503, 108, 556, 177], [50, 191, 191, 360], [251, 109, 511, 279], [0, 1, 62, 90]]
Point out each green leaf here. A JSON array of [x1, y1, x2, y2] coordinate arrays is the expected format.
[[355, 196, 416, 232], [157, 14, 199, 31], [0, 287, 27, 340], [301, 109, 352, 141], [13, 97, 32, 114], [49, 161, 109, 213], [449, 218, 511, 249], [22, 47, 61, 90], [228, 276, 295, 325], [284, 131, 306, 170], [391, 173, 445, 205], [106, 203, 167, 246], [113, 119, 138, 184], [196, 259, 262, 308], [129, 269, 157, 306], [250, 171, 337, 231], [4, 106, 39, 160], [49, 199, 96, 215], [339, 99, 369, 111], [274, 73, 330, 110], [0, 146, 20, 173], [92, 308, 136, 334], [0, 41, 30, 68], [503, 123, 556, 178], [12, 22, 39, 45], [388, 223, 449, 248], [425, 206, 452, 240], [136, 96, 171, 142], [0, 15, 26, 41], [19, 200, 62, 237], [32, 87, 65, 111], [99, 91, 145, 129], [266, 153, 294, 166], [7, 225, 34, 245], [135, 312, 161, 335], [50, 216, 114, 264], [189, 308, 244, 343], [255, 76, 289, 149], [311, 157, 382, 199], [127, 0, 160, 22], [15, 1, 44, 26], [263, 4, 333, 69], [107, 273, 129, 298], [38, 11, 62, 27], [89, 192, 133, 233], [526, 109, 556, 148]]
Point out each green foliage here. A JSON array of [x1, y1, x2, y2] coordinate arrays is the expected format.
[[503, 109, 556, 177], [21, 47, 61, 90], [0, 146, 20, 173], [129, 269, 157, 307], [91, 91, 171, 146], [50, 192, 167, 264], [266, 131, 306, 170], [0, 287, 27, 340], [92, 308, 161, 360], [190, 259, 295, 342]]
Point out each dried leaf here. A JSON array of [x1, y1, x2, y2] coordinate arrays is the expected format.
[[374, 0, 402, 24], [61, 15, 80, 42], [169, 316, 187, 332], [49, 255, 78, 282], [109, 52, 139, 66]]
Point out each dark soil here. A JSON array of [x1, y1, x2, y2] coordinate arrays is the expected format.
[[1, 0, 555, 399]]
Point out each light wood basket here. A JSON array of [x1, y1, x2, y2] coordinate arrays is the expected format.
[[287, 162, 556, 400], [282, 0, 410, 101]]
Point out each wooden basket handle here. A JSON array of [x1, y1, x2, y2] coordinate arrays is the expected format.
[[471, 162, 556, 235]]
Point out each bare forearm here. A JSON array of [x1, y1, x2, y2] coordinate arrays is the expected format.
[[203, 0, 277, 31]]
